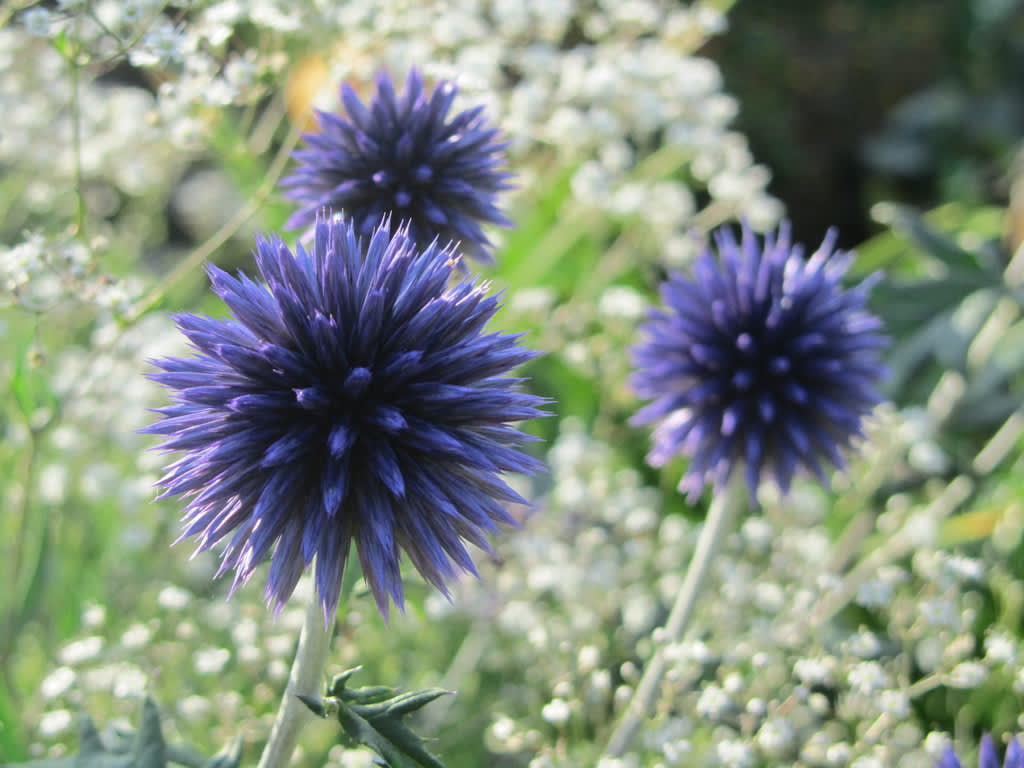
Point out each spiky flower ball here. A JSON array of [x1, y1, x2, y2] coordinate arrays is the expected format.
[[145, 216, 546, 619], [631, 222, 887, 502], [938, 734, 1023, 768], [281, 69, 513, 266]]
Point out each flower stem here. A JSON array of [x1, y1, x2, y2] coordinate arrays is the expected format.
[[603, 471, 745, 758], [65, 17, 87, 241], [256, 592, 335, 768]]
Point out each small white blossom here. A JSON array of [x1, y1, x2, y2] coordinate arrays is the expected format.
[[541, 698, 571, 726], [696, 683, 733, 719], [847, 661, 889, 695], [943, 555, 985, 583], [38, 709, 74, 737], [756, 718, 795, 756], [826, 741, 852, 766], [156, 585, 192, 610], [853, 575, 888, 608], [193, 647, 231, 675], [578, 645, 601, 674], [81, 604, 106, 629], [716, 738, 755, 768], [923, 731, 953, 757], [918, 598, 960, 629], [947, 661, 987, 689], [794, 657, 835, 686], [129, 21, 188, 68], [598, 286, 647, 320], [120, 623, 152, 650], [267, 659, 289, 682], [59, 636, 104, 665], [112, 664, 147, 698], [986, 631, 1017, 663], [40, 667, 76, 700], [177, 695, 212, 723], [845, 628, 883, 658], [879, 689, 910, 718]]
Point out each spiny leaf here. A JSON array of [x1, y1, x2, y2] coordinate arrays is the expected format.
[[133, 699, 165, 768], [201, 738, 242, 768], [302, 668, 453, 768], [0, 698, 240, 768], [78, 716, 105, 758]]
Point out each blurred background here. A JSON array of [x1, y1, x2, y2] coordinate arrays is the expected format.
[[717, 0, 1024, 249], [2, 1, 1024, 766]]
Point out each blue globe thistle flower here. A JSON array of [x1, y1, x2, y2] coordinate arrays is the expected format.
[[630, 222, 887, 502], [280, 69, 513, 266], [144, 216, 546, 619], [938, 734, 1024, 768]]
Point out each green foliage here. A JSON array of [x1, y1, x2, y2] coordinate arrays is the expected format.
[[206, 115, 294, 237], [856, 202, 1021, 426], [299, 667, 451, 768], [10, 338, 57, 429], [0, 699, 241, 768]]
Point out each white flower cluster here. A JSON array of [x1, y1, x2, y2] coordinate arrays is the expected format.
[[4, 0, 282, 324], [25, 407, 1018, 766], [27, 577, 312, 752], [41, 312, 182, 500], [298, 0, 782, 241], [414, 414, 1009, 767], [0, 231, 139, 314], [13, 0, 779, 247]]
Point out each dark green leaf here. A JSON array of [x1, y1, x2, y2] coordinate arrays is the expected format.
[[852, 201, 1005, 278], [297, 694, 328, 718], [872, 202, 999, 277], [0, 681, 28, 763], [200, 739, 242, 768], [305, 668, 452, 768], [870, 273, 990, 339], [132, 699, 165, 768], [0, 698, 240, 768]]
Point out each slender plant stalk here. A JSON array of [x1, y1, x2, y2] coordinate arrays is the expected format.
[[603, 471, 746, 758], [67, 45, 87, 241], [256, 592, 336, 768], [128, 116, 302, 324]]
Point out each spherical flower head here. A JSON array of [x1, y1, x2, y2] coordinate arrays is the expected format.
[[938, 734, 1024, 768], [630, 222, 887, 503], [144, 216, 547, 620], [280, 68, 513, 267]]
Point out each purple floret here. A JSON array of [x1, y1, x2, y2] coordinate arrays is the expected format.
[[145, 216, 547, 620], [281, 69, 513, 267], [631, 222, 888, 503]]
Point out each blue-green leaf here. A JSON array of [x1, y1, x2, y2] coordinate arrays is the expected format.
[[302, 667, 452, 768]]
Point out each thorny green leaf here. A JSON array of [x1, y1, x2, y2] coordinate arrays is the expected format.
[[0, 698, 241, 768], [300, 667, 452, 768]]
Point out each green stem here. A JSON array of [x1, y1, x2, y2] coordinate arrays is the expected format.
[[603, 471, 745, 758], [256, 591, 336, 768], [126, 117, 302, 323], [54, 118, 301, 414], [8, 430, 38, 610], [66, 20, 87, 240]]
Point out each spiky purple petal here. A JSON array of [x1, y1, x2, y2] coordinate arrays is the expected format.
[[145, 216, 546, 620], [630, 222, 887, 503], [939, 735, 1024, 768], [281, 69, 512, 267]]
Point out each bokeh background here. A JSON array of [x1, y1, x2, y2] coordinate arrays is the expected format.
[[2, 1, 1024, 766]]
